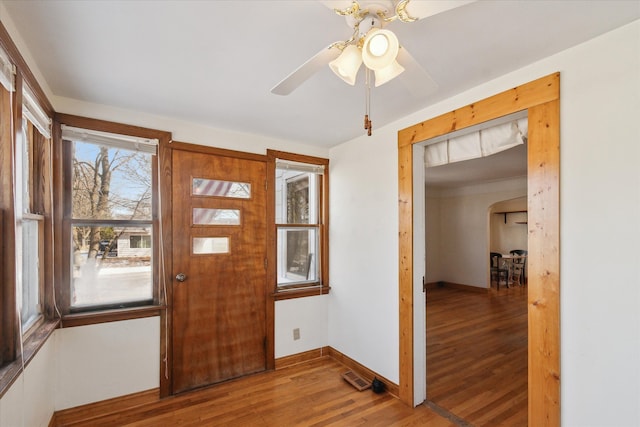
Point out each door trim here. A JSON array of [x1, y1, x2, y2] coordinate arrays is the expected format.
[[397, 73, 560, 426], [159, 141, 272, 397]]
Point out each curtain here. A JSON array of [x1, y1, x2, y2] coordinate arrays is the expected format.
[[425, 118, 527, 168]]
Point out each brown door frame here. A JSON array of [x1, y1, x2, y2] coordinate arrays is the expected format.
[[159, 141, 274, 397], [398, 73, 560, 426]]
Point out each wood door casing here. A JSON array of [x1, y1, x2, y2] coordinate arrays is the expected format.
[[171, 149, 267, 394], [398, 73, 560, 426]]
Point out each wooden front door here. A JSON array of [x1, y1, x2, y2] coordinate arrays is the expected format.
[[171, 148, 267, 394]]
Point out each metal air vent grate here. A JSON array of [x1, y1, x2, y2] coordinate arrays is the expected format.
[[341, 370, 371, 391]]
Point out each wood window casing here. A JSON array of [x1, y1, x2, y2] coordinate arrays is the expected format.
[[53, 113, 171, 325], [267, 150, 330, 301], [0, 20, 58, 398], [0, 81, 17, 371], [398, 73, 560, 426]]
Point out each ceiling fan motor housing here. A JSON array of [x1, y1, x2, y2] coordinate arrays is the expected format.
[[343, 1, 394, 35], [357, 14, 383, 38]]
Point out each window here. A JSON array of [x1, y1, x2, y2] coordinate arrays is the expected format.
[[268, 150, 329, 298], [17, 85, 52, 332], [60, 122, 161, 313], [130, 235, 151, 249], [0, 36, 58, 378]]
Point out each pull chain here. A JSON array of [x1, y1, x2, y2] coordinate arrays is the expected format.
[[364, 68, 372, 136]]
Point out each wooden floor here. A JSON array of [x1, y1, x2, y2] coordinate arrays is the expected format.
[[57, 286, 527, 427], [59, 357, 457, 427], [426, 285, 528, 426]]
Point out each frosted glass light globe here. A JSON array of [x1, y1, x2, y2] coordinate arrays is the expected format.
[[368, 33, 390, 57], [362, 29, 400, 71]]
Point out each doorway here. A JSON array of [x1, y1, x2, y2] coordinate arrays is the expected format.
[[397, 73, 560, 426], [420, 116, 529, 424], [171, 147, 268, 394]]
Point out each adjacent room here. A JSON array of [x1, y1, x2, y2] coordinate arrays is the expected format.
[[0, 1, 638, 426]]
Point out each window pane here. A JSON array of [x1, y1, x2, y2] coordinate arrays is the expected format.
[[71, 225, 152, 308], [277, 227, 318, 286], [193, 208, 240, 225], [71, 140, 152, 220], [192, 178, 251, 198], [21, 118, 30, 213], [129, 235, 151, 248], [193, 237, 229, 254], [21, 218, 41, 328], [275, 171, 318, 224]]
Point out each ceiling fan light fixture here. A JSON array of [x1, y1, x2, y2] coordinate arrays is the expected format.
[[374, 59, 405, 86], [362, 28, 399, 71], [329, 44, 363, 85]]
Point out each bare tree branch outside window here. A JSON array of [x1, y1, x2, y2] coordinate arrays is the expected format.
[[72, 142, 151, 259]]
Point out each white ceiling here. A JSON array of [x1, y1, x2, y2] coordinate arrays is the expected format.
[[3, 0, 639, 186], [425, 142, 528, 188]]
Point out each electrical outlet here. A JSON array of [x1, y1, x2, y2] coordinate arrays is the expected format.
[[293, 328, 300, 340]]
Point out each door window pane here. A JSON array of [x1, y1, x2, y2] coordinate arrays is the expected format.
[[193, 208, 241, 225], [193, 237, 230, 254], [192, 178, 251, 198]]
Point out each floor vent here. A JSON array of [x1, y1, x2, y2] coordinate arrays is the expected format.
[[342, 370, 371, 391]]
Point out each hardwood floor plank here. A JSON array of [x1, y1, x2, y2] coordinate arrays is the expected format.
[[57, 357, 455, 426], [426, 286, 527, 426]]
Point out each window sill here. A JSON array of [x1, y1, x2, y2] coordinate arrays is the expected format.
[[273, 286, 330, 301], [62, 305, 164, 328], [0, 318, 59, 399]]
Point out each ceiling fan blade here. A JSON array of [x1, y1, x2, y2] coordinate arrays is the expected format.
[[317, 1, 354, 11], [271, 46, 340, 96], [405, 0, 476, 20], [319, 0, 476, 20], [397, 46, 438, 99]]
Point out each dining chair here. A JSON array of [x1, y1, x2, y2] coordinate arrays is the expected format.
[[490, 252, 509, 289], [509, 249, 528, 285]]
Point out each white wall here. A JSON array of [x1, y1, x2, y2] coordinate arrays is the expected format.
[[556, 21, 640, 426], [425, 190, 442, 283], [53, 96, 330, 159], [329, 20, 640, 426], [55, 316, 159, 410], [489, 196, 528, 255], [428, 188, 529, 286], [0, 333, 56, 427], [275, 296, 328, 358], [427, 178, 526, 287], [328, 125, 400, 382]]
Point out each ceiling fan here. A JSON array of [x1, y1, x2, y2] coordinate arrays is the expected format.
[[270, 0, 466, 135]]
